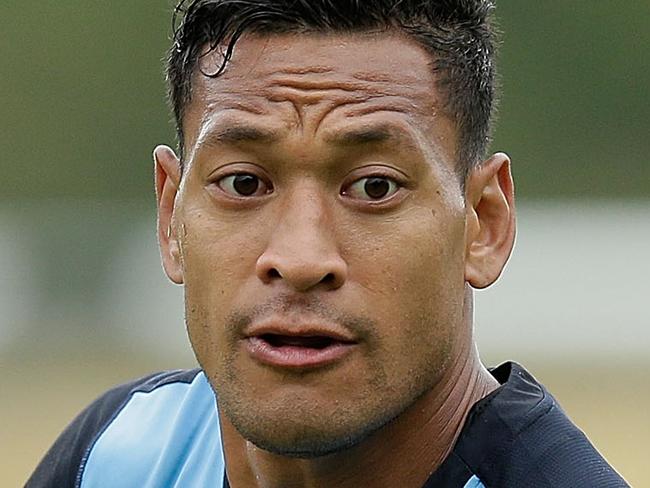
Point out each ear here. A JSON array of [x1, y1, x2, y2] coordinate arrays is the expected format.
[[154, 145, 184, 284], [464, 153, 516, 289]]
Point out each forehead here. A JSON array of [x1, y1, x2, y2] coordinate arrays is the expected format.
[[183, 31, 456, 166]]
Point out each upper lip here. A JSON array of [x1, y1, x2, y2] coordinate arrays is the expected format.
[[243, 318, 357, 343]]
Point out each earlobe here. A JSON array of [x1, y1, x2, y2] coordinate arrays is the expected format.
[[154, 145, 184, 285], [464, 153, 516, 289]]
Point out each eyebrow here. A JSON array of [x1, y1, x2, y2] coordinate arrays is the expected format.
[[200, 124, 280, 147], [197, 122, 415, 151], [324, 124, 413, 148]]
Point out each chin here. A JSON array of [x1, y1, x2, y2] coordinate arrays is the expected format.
[[218, 389, 409, 459], [230, 411, 383, 459], [246, 431, 360, 459]]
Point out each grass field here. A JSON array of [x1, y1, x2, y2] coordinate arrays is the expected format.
[[3, 349, 646, 487]]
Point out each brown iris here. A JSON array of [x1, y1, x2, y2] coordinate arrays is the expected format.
[[232, 174, 259, 196], [364, 178, 391, 199]]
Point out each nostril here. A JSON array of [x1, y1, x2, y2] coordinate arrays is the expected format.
[[268, 268, 282, 279], [323, 272, 336, 284], [256, 254, 346, 290]]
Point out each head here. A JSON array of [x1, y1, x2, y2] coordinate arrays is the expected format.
[[155, 0, 515, 458]]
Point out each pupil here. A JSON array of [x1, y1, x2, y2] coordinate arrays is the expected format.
[[233, 174, 259, 195], [364, 178, 390, 199]]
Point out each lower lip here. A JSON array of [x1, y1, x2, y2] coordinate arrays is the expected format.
[[244, 337, 356, 369]]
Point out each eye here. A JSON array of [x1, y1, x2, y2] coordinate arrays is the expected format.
[[343, 176, 400, 201], [217, 173, 271, 197]]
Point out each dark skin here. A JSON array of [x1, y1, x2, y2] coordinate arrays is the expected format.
[[155, 31, 515, 488]]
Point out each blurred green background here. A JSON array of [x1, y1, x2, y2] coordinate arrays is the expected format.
[[1, 1, 648, 486], [1, 1, 648, 200]]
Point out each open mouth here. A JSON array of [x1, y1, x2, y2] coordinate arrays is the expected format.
[[259, 333, 342, 349], [244, 333, 357, 369]]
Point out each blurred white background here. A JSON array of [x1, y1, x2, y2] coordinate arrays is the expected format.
[[3, 200, 648, 362]]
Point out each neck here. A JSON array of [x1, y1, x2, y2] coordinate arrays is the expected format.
[[221, 342, 498, 488]]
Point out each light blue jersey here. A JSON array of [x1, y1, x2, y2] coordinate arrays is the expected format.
[[28, 363, 627, 487]]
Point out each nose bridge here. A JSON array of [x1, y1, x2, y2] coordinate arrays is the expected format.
[[256, 182, 347, 290], [274, 183, 335, 258]]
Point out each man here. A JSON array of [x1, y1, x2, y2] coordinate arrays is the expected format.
[[28, 1, 628, 487]]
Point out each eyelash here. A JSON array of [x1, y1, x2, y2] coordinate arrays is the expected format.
[[212, 170, 406, 202], [217, 173, 273, 198], [341, 173, 403, 201]]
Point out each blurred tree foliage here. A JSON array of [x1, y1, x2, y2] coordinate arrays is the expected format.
[[1, 1, 648, 201]]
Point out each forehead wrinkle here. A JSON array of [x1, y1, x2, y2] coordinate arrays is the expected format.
[[311, 93, 436, 145], [269, 77, 367, 94], [264, 59, 429, 94], [262, 78, 435, 138], [189, 63, 445, 163], [265, 87, 376, 110], [204, 98, 267, 116], [276, 66, 335, 75], [202, 88, 269, 115], [196, 57, 438, 128], [266, 74, 425, 99], [335, 97, 428, 117], [352, 71, 402, 83]]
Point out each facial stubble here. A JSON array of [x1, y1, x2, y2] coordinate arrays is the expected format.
[[187, 295, 452, 459]]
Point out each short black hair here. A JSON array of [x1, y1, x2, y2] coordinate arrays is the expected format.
[[167, 0, 498, 176]]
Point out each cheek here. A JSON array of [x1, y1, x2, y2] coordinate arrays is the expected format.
[[179, 206, 269, 346], [340, 206, 466, 341], [181, 198, 269, 287], [184, 229, 247, 303]]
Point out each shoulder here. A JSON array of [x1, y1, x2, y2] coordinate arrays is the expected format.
[[26, 368, 224, 488], [453, 362, 629, 487]]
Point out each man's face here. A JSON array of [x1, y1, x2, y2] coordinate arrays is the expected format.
[[168, 32, 470, 457]]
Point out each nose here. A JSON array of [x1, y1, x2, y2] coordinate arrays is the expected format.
[[255, 190, 348, 292]]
